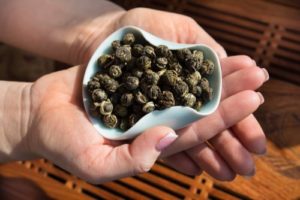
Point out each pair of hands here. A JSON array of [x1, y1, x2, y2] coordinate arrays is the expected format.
[[25, 8, 268, 183]]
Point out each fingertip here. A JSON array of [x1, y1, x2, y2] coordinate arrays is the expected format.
[[251, 134, 267, 155], [237, 155, 255, 176], [213, 168, 236, 181], [256, 92, 265, 105], [249, 67, 267, 86], [156, 132, 178, 152], [261, 68, 270, 82], [135, 125, 177, 153], [243, 90, 263, 107]]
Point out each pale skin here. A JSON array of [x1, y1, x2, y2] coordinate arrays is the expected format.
[[0, 0, 268, 183]]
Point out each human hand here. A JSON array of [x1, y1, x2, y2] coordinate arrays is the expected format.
[[29, 8, 267, 182], [26, 66, 178, 183], [0, 3, 268, 181], [72, 8, 267, 180], [24, 55, 266, 183]]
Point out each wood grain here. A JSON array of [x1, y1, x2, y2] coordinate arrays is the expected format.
[[0, 0, 299, 199], [0, 163, 92, 200]]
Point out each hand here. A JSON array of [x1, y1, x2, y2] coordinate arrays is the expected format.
[[27, 66, 178, 183], [25, 57, 267, 184], [72, 8, 268, 180], [28, 8, 267, 182], [0, 3, 268, 181], [161, 56, 267, 180]]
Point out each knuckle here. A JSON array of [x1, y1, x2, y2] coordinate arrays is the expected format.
[[191, 124, 206, 143], [216, 45, 227, 58]]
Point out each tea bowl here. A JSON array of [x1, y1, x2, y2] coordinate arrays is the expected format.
[[82, 26, 222, 140]]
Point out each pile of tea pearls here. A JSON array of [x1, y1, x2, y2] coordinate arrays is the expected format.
[[87, 33, 214, 130]]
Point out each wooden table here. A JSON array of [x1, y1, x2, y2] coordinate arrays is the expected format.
[[0, 0, 299, 199]]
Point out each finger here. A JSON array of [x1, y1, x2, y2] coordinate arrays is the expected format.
[[162, 152, 202, 176], [220, 55, 256, 76], [161, 90, 263, 157], [209, 129, 255, 176], [186, 143, 236, 181], [221, 66, 267, 100], [232, 115, 267, 154], [91, 126, 177, 183], [219, 61, 268, 155]]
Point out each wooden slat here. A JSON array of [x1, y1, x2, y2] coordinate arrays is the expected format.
[[102, 181, 150, 200], [282, 35, 300, 46], [198, 0, 300, 26], [278, 39, 300, 52], [0, 163, 91, 200], [29, 160, 150, 199], [268, 64, 300, 85], [264, 0, 300, 9], [189, 14, 263, 41], [77, 181, 122, 199], [209, 188, 243, 200], [274, 49, 300, 63], [119, 177, 178, 199], [152, 163, 203, 187], [183, 2, 267, 32], [138, 173, 197, 198], [270, 56, 300, 73], [202, 27, 259, 48], [214, 40, 255, 56], [1, 0, 300, 199]]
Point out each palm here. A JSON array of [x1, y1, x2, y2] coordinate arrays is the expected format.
[[28, 66, 121, 181]]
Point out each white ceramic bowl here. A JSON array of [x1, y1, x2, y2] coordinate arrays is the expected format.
[[83, 26, 222, 140]]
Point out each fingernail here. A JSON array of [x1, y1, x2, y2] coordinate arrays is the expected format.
[[248, 167, 256, 176], [156, 132, 178, 151], [257, 92, 264, 105], [243, 167, 256, 179], [252, 59, 256, 66], [261, 68, 269, 82], [258, 147, 267, 155]]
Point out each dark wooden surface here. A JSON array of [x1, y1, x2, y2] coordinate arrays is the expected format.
[[0, 0, 299, 199]]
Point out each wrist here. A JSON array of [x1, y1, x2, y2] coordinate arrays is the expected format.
[[0, 81, 37, 162]]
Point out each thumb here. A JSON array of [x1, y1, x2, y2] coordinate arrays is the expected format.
[[102, 126, 177, 182], [130, 126, 178, 172]]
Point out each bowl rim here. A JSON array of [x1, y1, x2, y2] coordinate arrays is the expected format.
[[82, 25, 222, 140]]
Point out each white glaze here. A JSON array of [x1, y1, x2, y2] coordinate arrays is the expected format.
[[82, 26, 222, 140]]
